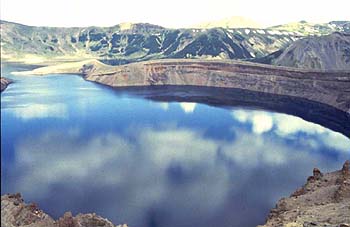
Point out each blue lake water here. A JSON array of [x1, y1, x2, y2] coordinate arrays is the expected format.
[[1, 63, 350, 227]]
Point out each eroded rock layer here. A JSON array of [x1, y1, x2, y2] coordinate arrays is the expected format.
[[82, 59, 350, 114]]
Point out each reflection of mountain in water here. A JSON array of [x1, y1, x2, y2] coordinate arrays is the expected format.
[[111, 85, 350, 137]]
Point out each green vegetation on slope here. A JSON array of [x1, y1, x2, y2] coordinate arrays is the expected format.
[[1, 20, 349, 67]]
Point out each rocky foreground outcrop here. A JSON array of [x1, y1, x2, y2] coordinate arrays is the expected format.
[[1, 193, 127, 227], [259, 160, 350, 227], [81, 59, 350, 114], [1, 77, 12, 92]]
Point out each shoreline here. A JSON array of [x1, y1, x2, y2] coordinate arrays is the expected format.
[[27, 59, 350, 112], [2, 59, 349, 136], [6, 58, 350, 115]]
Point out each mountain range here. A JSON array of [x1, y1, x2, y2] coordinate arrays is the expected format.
[[1, 20, 349, 70]]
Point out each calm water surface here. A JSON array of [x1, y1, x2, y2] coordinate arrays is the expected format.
[[1, 63, 350, 227]]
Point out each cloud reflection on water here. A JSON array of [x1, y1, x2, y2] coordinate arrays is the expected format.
[[9, 123, 350, 227], [8, 103, 68, 120], [179, 102, 197, 113], [231, 109, 350, 152]]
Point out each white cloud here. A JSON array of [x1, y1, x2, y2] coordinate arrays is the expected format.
[[251, 112, 273, 134], [138, 128, 218, 168], [10, 103, 68, 120], [320, 131, 350, 151], [158, 102, 169, 111], [14, 124, 323, 196], [9, 124, 349, 225], [179, 102, 197, 113], [231, 109, 249, 122], [273, 114, 326, 136], [232, 110, 273, 134], [221, 131, 288, 167], [16, 133, 132, 185], [231, 109, 350, 152]]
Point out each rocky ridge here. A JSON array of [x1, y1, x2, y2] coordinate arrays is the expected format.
[[259, 160, 350, 227], [80, 59, 350, 114], [1, 193, 127, 227], [2, 20, 348, 65], [274, 32, 350, 70], [269, 21, 350, 36], [13, 59, 350, 114]]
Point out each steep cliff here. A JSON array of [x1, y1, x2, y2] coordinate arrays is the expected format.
[[80, 59, 350, 114], [13, 59, 350, 114], [259, 161, 350, 227]]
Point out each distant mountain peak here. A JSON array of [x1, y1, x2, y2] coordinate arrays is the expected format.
[[114, 22, 165, 33], [119, 22, 134, 30]]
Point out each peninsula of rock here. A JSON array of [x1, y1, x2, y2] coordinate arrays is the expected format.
[[1, 77, 12, 92]]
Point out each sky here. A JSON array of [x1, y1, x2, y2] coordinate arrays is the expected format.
[[1, 0, 350, 28]]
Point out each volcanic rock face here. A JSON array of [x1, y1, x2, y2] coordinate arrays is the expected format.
[[274, 32, 350, 70], [82, 59, 350, 113], [259, 161, 350, 227], [1, 77, 12, 92], [1, 193, 127, 227]]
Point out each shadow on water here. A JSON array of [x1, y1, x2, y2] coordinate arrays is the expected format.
[[110, 85, 350, 138]]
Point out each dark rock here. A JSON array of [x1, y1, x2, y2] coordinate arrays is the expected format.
[[342, 160, 350, 176], [313, 168, 323, 180]]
